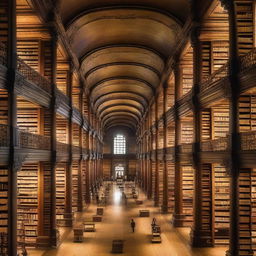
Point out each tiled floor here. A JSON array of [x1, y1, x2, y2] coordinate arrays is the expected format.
[[28, 183, 227, 256]]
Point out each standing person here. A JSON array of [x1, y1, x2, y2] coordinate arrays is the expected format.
[[130, 219, 136, 233]]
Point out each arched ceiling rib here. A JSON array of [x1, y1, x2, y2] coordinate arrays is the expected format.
[[93, 92, 148, 110], [63, 3, 185, 132]]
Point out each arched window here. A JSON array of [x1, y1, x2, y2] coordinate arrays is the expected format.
[[113, 134, 126, 154]]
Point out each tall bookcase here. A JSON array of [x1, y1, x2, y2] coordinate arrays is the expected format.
[[167, 162, 175, 212], [181, 46, 193, 96], [201, 109, 211, 141], [252, 168, 256, 252], [152, 162, 156, 200], [182, 165, 194, 226], [56, 164, 66, 226], [239, 95, 256, 132], [238, 169, 253, 255], [213, 164, 230, 246], [72, 161, 79, 212], [181, 121, 194, 144], [56, 115, 68, 143], [0, 167, 8, 255], [17, 163, 38, 247], [235, 1, 254, 55], [158, 161, 164, 207], [212, 103, 229, 139]]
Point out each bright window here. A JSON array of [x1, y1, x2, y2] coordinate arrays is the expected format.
[[114, 134, 126, 154]]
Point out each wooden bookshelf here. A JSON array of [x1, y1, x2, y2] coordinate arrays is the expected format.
[[56, 164, 66, 226], [17, 163, 38, 247], [182, 165, 194, 226], [239, 94, 256, 133], [235, 2, 254, 55], [0, 3, 8, 42], [201, 109, 211, 141], [211, 41, 229, 73], [238, 169, 253, 255], [181, 46, 193, 96], [0, 89, 8, 125], [17, 40, 39, 72], [202, 41, 211, 81], [212, 103, 229, 139], [56, 114, 68, 143], [251, 169, 256, 252], [201, 164, 213, 238], [152, 162, 156, 199], [213, 164, 229, 246], [72, 161, 79, 213], [181, 121, 193, 144], [0, 167, 8, 255], [167, 162, 175, 212], [158, 161, 164, 207], [167, 125, 175, 147], [17, 106, 40, 134]]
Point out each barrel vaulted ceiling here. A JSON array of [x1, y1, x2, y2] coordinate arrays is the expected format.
[[60, 0, 190, 132]]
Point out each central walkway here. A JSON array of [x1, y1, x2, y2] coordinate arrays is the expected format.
[[29, 182, 227, 256]]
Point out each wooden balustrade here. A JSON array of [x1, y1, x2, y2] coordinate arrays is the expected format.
[[56, 141, 70, 153], [72, 145, 81, 154], [18, 131, 51, 150], [179, 143, 193, 153], [16, 57, 51, 93], [0, 124, 9, 147], [200, 62, 229, 92], [201, 137, 229, 152], [240, 47, 256, 72], [240, 131, 256, 151]]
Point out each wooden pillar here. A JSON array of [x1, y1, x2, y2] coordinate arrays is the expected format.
[[49, 28, 58, 247], [85, 130, 91, 204], [77, 87, 84, 212], [172, 61, 185, 227], [190, 21, 214, 246], [64, 64, 73, 227], [147, 113, 153, 199], [154, 98, 159, 206], [7, 0, 17, 254], [162, 85, 168, 213], [37, 33, 58, 246]]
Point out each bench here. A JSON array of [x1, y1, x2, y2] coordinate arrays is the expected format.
[[73, 225, 84, 242], [135, 200, 143, 205], [97, 207, 104, 215], [92, 215, 102, 222], [83, 222, 96, 232], [139, 210, 150, 217], [151, 232, 161, 243], [112, 240, 124, 253]]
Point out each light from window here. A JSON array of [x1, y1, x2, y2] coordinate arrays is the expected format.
[[114, 134, 126, 154]]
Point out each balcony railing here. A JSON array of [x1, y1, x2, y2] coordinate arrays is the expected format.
[[240, 47, 256, 72], [56, 141, 70, 153], [56, 88, 70, 106], [0, 41, 7, 66], [72, 145, 81, 154], [17, 57, 51, 93], [200, 62, 229, 91], [179, 143, 193, 153], [18, 131, 51, 150], [240, 131, 256, 151], [0, 124, 9, 147], [201, 137, 229, 152]]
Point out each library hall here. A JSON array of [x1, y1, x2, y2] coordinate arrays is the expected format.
[[1, 0, 256, 255]]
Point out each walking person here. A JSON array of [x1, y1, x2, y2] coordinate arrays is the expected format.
[[130, 219, 136, 233]]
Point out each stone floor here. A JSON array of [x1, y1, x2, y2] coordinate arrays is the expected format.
[[28, 182, 227, 256]]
